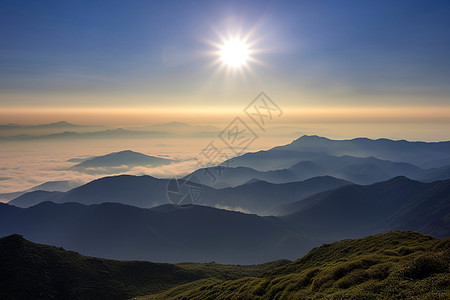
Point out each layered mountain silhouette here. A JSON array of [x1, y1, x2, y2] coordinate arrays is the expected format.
[[0, 202, 318, 264], [9, 175, 178, 208], [277, 135, 450, 168], [0, 121, 219, 141], [0, 121, 80, 129], [418, 165, 450, 182], [0, 128, 167, 141], [199, 176, 351, 215], [277, 177, 450, 239], [191, 154, 426, 187], [226, 135, 450, 170], [0, 180, 80, 202], [7, 190, 64, 208], [2, 135, 449, 268], [9, 175, 351, 215], [2, 177, 448, 264]]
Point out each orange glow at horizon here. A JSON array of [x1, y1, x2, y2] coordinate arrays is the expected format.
[[0, 106, 449, 126]]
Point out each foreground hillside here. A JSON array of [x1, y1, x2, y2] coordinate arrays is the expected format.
[[0, 232, 447, 299], [0, 234, 289, 300], [142, 231, 449, 299]]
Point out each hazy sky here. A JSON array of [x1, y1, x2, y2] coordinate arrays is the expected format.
[[1, 1, 450, 194], [1, 0, 449, 125]]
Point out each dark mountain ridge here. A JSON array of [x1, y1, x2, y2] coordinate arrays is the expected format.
[[0, 180, 79, 202], [0, 201, 319, 264], [276, 135, 450, 168], [191, 153, 443, 187], [279, 176, 450, 239], [225, 135, 450, 171], [8, 174, 352, 216]]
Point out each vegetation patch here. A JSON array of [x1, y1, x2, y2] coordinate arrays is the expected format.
[[141, 231, 450, 300]]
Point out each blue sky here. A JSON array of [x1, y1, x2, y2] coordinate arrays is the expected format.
[[1, 0, 449, 111]]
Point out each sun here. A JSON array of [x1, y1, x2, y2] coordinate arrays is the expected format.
[[205, 27, 264, 73], [220, 39, 249, 68]]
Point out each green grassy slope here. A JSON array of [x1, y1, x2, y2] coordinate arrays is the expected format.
[[141, 231, 450, 299], [0, 234, 289, 300]]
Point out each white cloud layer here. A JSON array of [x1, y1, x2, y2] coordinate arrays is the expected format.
[[0, 148, 200, 194]]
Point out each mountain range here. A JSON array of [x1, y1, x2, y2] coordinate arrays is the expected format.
[[190, 154, 432, 187], [0, 180, 81, 202], [198, 176, 351, 215], [2, 134, 450, 266], [278, 176, 450, 239], [0, 121, 219, 141], [3, 175, 450, 259], [0, 121, 82, 129], [0, 202, 318, 264], [226, 135, 450, 170], [9, 175, 175, 208], [8, 174, 352, 215], [8, 171, 450, 230], [3, 177, 449, 264], [1, 133, 449, 300], [0, 128, 168, 141]]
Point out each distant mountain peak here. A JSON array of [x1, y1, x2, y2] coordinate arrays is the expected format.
[[111, 149, 138, 154], [50, 121, 74, 126], [383, 175, 417, 184], [71, 150, 173, 171], [38, 121, 78, 128], [296, 135, 330, 140], [92, 174, 159, 182]]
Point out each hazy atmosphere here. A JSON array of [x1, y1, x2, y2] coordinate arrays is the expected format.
[[1, 1, 449, 299], [1, 1, 449, 194]]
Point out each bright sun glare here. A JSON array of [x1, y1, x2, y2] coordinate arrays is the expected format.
[[207, 28, 261, 73], [220, 39, 249, 67]]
